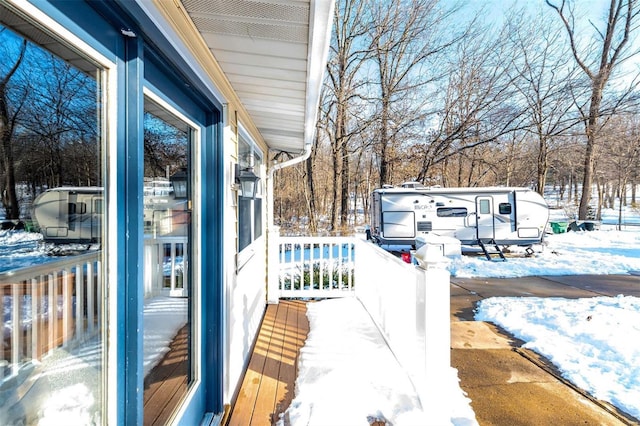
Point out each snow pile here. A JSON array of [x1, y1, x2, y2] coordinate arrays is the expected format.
[[449, 228, 640, 278], [476, 295, 640, 420], [281, 298, 477, 426]]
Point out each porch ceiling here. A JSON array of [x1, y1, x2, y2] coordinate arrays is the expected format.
[[180, 0, 333, 154]]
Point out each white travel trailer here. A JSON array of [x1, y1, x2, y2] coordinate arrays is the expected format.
[[370, 184, 549, 254], [32, 186, 103, 244], [32, 182, 187, 244]]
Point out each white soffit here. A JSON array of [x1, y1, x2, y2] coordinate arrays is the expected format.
[[180, 0, 333, 154]]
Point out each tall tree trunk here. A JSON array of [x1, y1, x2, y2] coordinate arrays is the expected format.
[[339, 124, 350, 228], [579, 87, 603, 219], [536, 135, 548, 195], [305, 151, 317, 233], [378, 99, 390, 187], [0, 115, 19, 219], [330, 101, 347, 232], [0, 39, 27, 220], [329, 142, 339, 231]]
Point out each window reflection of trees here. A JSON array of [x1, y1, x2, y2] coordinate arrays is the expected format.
[[144, 112, 188, 178], [0, 24, 99, 220]]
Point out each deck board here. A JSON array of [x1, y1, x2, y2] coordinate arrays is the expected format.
[[274, 301, 307, 418], [227, 300, 309, 425], [252, 302, 288, 424], [144, 324, 189, 426]]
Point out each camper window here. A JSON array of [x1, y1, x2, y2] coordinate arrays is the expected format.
[[437, 207, 467, 217], [68, 202, 87, 215], [479, 199, 491, 214], [499, 203, 512, 214]]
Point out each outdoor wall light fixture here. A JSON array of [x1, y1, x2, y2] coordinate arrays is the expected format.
[[170, 167, 189, 199], [234, 163, 260, 199]]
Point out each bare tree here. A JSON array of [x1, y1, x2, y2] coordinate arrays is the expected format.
[[322, 0, 372, 231], [546, 0, 640, 219], [0, 32, 27, 220], [20, 55, 99, 188], [598, 116, 640, 227], [368, 0, 463, 187], [507, 8, 584, 195], [304, 123, 320, 233], [413, 19, 528, 184]]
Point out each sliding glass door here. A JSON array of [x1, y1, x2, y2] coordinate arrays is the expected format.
[[142, 95, 195, 424]]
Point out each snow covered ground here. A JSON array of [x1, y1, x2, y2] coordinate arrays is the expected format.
[[0, 229, 49, 273], [476, 295, 640, 420]]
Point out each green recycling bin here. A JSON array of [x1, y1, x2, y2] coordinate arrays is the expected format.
[[550, 221, 568, 234]]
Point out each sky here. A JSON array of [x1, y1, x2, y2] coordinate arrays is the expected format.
[[2, 205, 640, 424], [461, 0, 640, 84]]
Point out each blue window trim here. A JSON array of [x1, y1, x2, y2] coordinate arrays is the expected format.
[[29, 1, 226, 423], [203, 110, 224, 415], [121, 33, 146, 426]]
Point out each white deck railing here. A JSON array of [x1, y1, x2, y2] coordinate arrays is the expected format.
[[1, 236, 187, 383], [0, 251, 102, 379], [355, 239, 451, 424], [268, 232, 452, 424], [270, 235, 356, 299]]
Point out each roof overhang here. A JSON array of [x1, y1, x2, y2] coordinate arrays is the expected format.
[[168, 0, 333, 155]]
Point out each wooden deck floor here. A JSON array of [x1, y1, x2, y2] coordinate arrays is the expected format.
[[144, 324, 189, 426], [226, 300, 309, 426]]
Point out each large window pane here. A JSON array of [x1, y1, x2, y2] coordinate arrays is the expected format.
[[0, 10, 104, 425], [142, 97, 193, 424]]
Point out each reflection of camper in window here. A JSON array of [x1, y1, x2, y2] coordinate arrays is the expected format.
[[33, 181, 186, 245], [32, 186, 103, 244], [143, 179, 189, 237]]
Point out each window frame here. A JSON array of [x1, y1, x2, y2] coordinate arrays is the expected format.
[[236, 124, 264, 266], [142, 86, 203, 421], [499, 203, 512, 215], [0, 1, 117, 422]]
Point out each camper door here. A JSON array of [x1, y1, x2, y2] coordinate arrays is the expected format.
[[475, 196, 495, 241]]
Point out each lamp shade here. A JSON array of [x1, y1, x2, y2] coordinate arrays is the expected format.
[[236, 165, 260, 199], [170, 168, 188, 199]]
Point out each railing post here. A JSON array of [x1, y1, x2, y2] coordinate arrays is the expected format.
[[414, 239, 451, 425], [267, 225, 280, 304], [64, 268, 74, 346], [31, 277, 39, 360], [87, 260, 95, 334], [48, 273, 55, 355], [11, 282, 20, 376]]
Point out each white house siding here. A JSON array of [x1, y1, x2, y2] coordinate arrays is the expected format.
[[225, 237, 267, 404]]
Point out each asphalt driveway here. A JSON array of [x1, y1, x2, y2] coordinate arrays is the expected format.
[[450, 274, 640, 425]]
